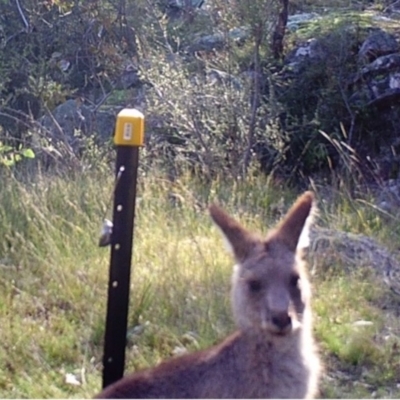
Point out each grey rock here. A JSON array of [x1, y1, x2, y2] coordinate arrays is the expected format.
[[358, 29, 399, 62], [163, 0, 205, 18], [187, 26, 249, 54], [309, 226, 400, 296], [292, 38, 325, 59], [360, 53, 400, 78], [115, 66, 142, 90], [349, 51, 400, 108], [287, 13, 321, 32], [165, 0, 204, 9], [39, 99, 116, 152], [375, 177, 400, 212], [349, 53, 400, 108], [228, 26, 250, 42], [284, 38, 326, 73], [187, 32, 225, 53], [206, 68, 242, 90]]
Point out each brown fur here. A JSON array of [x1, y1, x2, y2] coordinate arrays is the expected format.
[[95, 191, 321, 399]]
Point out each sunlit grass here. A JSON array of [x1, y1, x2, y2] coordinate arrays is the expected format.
[[0, 169, 399, 398]]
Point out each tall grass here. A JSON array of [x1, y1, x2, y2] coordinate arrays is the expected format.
[[0, 168, 399, 398]]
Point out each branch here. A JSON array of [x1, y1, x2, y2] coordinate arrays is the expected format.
[[15, 0, 31, 32]]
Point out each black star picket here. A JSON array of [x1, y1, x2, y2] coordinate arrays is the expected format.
[[102, 109, 145, 389]]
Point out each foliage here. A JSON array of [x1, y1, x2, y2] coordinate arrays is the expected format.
[[0, 0, 398, 181], [290, 0, 385, 13], [0, 142, 35, 167], [0, 0, 292, 179], [272, 16, 370, 176], [139, 54, 254, 178], [119, 0, 295, 178]]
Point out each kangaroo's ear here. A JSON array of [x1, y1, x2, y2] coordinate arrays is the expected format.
[[271, 191, 315, 252], [209, 204, 258, 262]]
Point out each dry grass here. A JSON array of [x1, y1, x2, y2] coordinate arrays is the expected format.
[[0, 169, 399, 398]]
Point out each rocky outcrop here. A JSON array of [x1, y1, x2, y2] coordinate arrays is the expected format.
[[38, 99, 117, 155], [358, 29, 399, 62], [309, 226, 400, 296]]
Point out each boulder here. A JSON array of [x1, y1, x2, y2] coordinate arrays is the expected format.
[[309, 227, 400, 296], [186, 27, 249, 54], [39, 99, 117, 153], [359, 53, 400, 80], [114, 65, 142, 90], [284, 38, 327, 73], [358, 29, 399, 62], [349, 54, 400, 108]]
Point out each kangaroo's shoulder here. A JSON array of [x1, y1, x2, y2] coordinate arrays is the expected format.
[[96, 331, 244, 399]]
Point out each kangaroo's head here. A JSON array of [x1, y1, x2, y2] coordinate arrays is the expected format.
[[209, 192, 315, 337]]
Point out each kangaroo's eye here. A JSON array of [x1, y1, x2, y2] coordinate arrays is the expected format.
[[248, 280, 262, 293], [290, 274, 300, 288]]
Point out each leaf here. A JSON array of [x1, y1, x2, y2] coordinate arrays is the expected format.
[[0, 145, 13, 152], [21, 149, 35, 159], [2, 158, 15, 167]]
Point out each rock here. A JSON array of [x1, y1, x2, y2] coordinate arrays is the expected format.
[[206, 68, 242, 90], [93, 108, 118, 142], [292, 38, 325, 59], [284, 38, 326, 73], [228, 26, 250, 43], [40, 99, 89, 149], [375, 176, 400, 212], [39, 99, 116, 154], [360, 53, 400, 80], [309, 227, 400, 296], [287, 13, 321, 31], [114, 65, 142, 90], [163, 0, 204, 10], [162, 0, 205, 18], [358, 29, 399, 63], [349, 54, 400, 108], [350, 78, 400, 109], [366, 87, 400, 110], [186, 27, 249, 54], [187, 13, 319, 55], [187, 32, 225, 53]]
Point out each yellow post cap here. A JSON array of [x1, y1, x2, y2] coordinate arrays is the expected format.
[[114, 109, 145, 146]]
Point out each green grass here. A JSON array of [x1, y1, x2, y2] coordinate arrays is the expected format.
[[0, 168, 399, 398]]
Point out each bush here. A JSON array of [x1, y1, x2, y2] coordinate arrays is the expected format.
[[272, 16, 375, 178]]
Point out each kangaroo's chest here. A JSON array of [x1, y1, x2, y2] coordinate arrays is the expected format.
[[267, 350, 311, 399], [242, 345, 311, 399]]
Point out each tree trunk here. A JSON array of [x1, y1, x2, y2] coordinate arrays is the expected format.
[[242, 27, 262, 177], [271, 0, 288, 60]]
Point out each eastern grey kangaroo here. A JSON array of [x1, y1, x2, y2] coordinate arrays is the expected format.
[[96, 191, 321, 399]]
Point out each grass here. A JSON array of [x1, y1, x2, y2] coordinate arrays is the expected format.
[[0, 167, 399, 398], [315, 266, 400, 398]]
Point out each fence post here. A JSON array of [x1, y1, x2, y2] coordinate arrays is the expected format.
[[101, 108, 145, 389]]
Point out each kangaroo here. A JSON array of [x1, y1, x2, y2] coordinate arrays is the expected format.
[[96, 191, 321, 399]]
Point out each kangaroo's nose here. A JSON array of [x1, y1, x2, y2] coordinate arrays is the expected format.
[[271, 313, 292, 331]]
